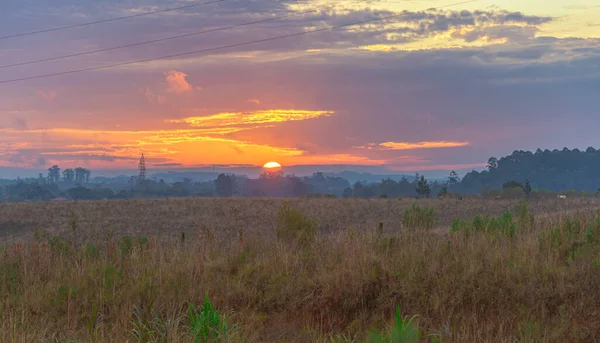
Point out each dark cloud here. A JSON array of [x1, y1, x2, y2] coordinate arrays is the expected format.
[[4, 150, 47, 168], [0, 1, 554, 83], [152, 162, 183, 167], [11, 117, 29, 130], [39, 154, 139, 162]]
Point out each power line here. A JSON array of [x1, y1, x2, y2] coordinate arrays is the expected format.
[[0, 0, 225, 41], [0, 0, 477, 85], [0, 8, 321, 70], [0, 0, 369, 69]]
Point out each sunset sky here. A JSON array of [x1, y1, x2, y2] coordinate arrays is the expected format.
[[0, 0, 598, 174]]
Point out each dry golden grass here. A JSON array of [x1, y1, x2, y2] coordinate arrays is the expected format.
[[2, 197, 600, 342], [1, 197, 599, 242]]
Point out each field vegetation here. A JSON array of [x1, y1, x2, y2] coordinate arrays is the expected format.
[[1, 197, 600, 342]]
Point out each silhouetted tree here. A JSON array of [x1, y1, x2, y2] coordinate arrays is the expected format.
[[461, 147, 600, 193], [448, 170, 461, 185], [75, 167, 87, 184], [416, 175, 431, 198], [215, 173, 236, 197], [287, 176, 308, 197], [524, 179, 532, 197], [47, 165, 60, 183], [503, 180, 523, 190], [487, 157, 498, 170], [63, 168, 75, 183]]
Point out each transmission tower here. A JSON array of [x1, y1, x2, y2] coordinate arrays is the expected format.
[[138, 153, 146, 182]]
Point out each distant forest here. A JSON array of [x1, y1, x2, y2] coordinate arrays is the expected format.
[[461, 147, 600, 193], [1, 147, 600, 202]]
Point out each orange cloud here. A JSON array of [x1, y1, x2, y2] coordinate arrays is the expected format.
[[169, 109, 334, 128], [164, 70, 198, 94], [248, 99, 262, 105], [357, 141, 470, 150], [0, 125, 393, 169]]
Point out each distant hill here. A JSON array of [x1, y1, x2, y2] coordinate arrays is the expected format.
[[460, 147, 600, 193]]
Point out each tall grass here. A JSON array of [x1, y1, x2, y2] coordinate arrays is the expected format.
[[366, 307, 422, 343], [275, 200, 317, 246], [402, 204, 437, 232], [2, 200, 600, 341]]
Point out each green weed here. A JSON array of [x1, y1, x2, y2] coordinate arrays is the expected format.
[[187, 295, 238, 343], [367, 307, 420, 343]]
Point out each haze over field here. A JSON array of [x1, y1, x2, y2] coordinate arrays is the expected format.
[[0, 0, 599, 176]]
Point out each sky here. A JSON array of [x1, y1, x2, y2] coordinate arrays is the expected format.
[[0, 0, 599, 176]]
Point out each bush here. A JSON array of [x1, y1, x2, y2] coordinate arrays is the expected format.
[[514, 199, 535, 232], [275, 201, 317, 245], [586, 218, 600, 245], [451, 211, 516, 238], [402, 204, 437, 232]]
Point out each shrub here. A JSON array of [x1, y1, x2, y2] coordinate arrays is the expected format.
[[450, 211, 515, 238], [119, 236, 133, 255], [402, 204, 437, 232], [275, 201, 317, 245], [586, 218, 600, 245], [514, 199, 535, 232]]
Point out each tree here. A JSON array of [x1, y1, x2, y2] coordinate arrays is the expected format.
[[416, 175, 431, 198], [353, 182, 365, 198], [68, 187, 97, 200], [524, 179, 532, 197], [215, 173, 236, 197], [487, 157, 498, 170], [75, 167, 87, 184], [63, 169, 75, 183], [260, 170, 284, 180], [448, 170, 461, 185], [503, 180, 523, 190], [413, 172, 420, 183], [287, 176, 308, 197], [47, 165, 60, 183]]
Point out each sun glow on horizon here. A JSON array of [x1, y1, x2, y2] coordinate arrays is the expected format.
[[263, 161, 282, 169]]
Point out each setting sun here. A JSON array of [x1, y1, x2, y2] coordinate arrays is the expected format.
[[263, 161, 282, 169]]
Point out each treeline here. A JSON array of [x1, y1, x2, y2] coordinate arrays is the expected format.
[[3, 147, 600, 202], [0, 170, 457, 202], [461, 147, 600, 193]]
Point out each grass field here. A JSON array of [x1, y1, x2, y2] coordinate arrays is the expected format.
[[2, 197, 600, 342], [1, 197, 598, 242]]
